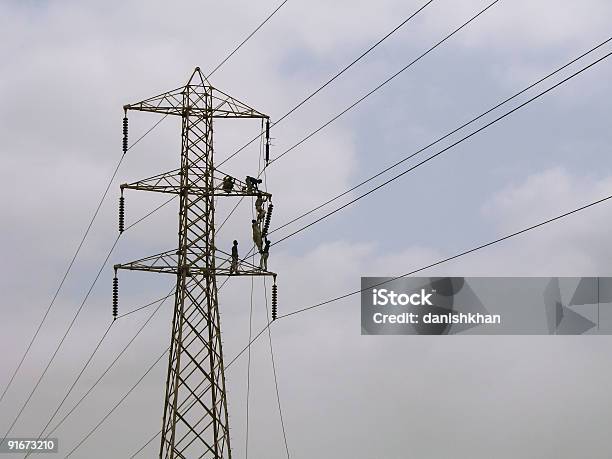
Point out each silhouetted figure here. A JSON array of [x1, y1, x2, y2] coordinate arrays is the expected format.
[[252, 219, 263, 253], [260, 239, 270, 270], [222, 176, 235, 193], [255, 194, 266, 222], [230, 240, 239, 274], [245, 176, 262, 193]]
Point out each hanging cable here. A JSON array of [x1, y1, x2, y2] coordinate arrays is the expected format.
[[268, 35, 612, 236], [64, 349, 169, 458], [264, 277, 289, 457], [117, 291, 175, 319], [245, 194, 257, 459], [271, 49, 612, 247], [1, 234, 120, 444], [0, 114, 168, 408], [216, 1, 500, 246], [4, 184, 189, 441], [37, 287, 175, 443], [267, 0, 501, 168], [259, 121, 278, 326], [217, 191, 612, 381], [24, 320, 115, 458], [206, 0, 292, 79], [218, 0, 436, 168]]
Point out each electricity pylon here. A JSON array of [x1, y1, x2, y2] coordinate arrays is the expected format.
[[114, 67, 276, 459]]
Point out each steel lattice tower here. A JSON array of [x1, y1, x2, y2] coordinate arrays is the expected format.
[[114, 68, 275, 459]]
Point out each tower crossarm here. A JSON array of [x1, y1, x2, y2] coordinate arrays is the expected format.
[[124, 68, 269, 119], [114, 249, 179, 275], [121, 168, 273, 198], [115, 248, 276, 277], [121, 169, 183, 195]]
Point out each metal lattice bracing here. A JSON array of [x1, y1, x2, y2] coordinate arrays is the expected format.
[[115, 68, 274, 459]]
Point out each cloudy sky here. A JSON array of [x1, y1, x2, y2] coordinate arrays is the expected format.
[[2, 0, 612, 458]]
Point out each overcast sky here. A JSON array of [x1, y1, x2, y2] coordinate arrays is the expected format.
[[2, 0, 612, 458]]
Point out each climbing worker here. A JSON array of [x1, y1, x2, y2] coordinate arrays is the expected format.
[[252, 219, 263, 253], [245, 176, 262, 193], [222, 175, 235, 193], [230, 240, 239, 274], [255, 194, 266, 223], [260, 239, 270, 271]]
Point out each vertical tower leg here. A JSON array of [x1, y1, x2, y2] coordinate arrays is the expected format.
[[159, 87, 231, 459]]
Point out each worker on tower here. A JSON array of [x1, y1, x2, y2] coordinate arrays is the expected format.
[[222, 175, 235, 193], [252, 219, 263, 253], [230, 240, 239, 274], [245, 176, 262, 193], [255, 194, 266, 223], [260, 239, 270, 271]]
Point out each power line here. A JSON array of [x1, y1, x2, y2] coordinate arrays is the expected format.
[[128, 431, 159, 459], [126, 188, 612, 457], [115, 0, 443, 238], [109, 36, 612, 459], [266, 0, 501, 167], [1, 1, 494, 418], [0, 119, 165, 407], [213, 0, 498, 238], [223, 192, 612, 368], [64, 348, 169, 458], [232, 36, 612, 272], [123, 42, 612, 458], [271, 49, 612, 246], [217, 0, 436, 168], [39, 288, 174, 441], [60, 7, 608, 454], [116, 292, 174, 319], [208, 0, 291, 78], [3, 190, 185, 442], [282, 193, 612, 318], [1, 234, 120, 443], [24, 320, 115, 457], [236, 36, 612, 262], [269, 36, 612, 235], [124, 195, 176, 232]]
